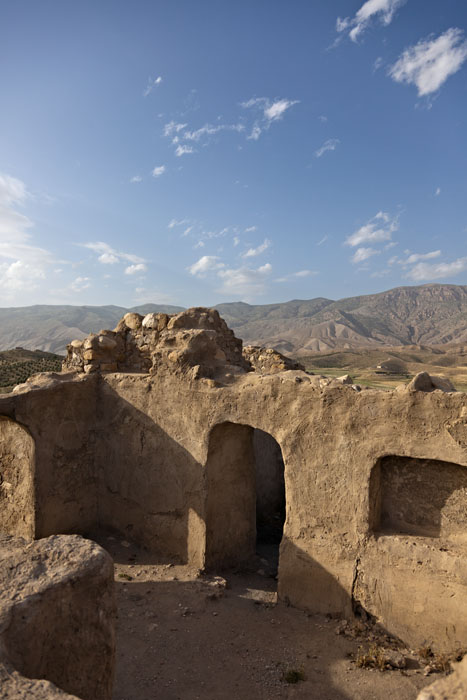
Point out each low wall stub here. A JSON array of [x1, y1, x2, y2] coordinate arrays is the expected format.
[[0, 534, 116, 700]]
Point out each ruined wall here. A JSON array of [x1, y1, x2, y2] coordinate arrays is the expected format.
[[0, 373, 100, 538], [1, 307, 466, 653], [0, 534, 115, 699], [0, 416, 35, 538]]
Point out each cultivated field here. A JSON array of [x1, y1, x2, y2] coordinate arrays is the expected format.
[[0, 348, 63, 394], [299, 345, 467, 391]]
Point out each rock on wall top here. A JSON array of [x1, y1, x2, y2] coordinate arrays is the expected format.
[[63, 307, 302, 380]]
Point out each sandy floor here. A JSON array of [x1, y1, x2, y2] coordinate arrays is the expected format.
[[98, 536, 436, 700]]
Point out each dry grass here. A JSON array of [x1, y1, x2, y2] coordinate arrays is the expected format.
[[418, 646, 466, 674], [355, 645, 387, 671]]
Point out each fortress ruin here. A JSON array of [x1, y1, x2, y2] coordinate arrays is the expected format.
[[0, 307, 466, 698]]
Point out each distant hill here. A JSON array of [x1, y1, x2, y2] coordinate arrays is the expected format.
[[0, 304, 184, 354], [216, 284, 467, 355], [0, 285, 467, 355]]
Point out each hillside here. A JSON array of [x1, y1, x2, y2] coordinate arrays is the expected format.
[[217, 284, 467, 355], [0, 285, 467, 355], [0, 304, 184, 354], [0, 348, 64, 393]]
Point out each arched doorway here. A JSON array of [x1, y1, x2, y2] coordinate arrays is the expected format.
[[204, 422, 286, 575], [0, 416, 35, 538]]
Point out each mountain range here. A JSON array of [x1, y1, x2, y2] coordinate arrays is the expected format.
[[1, 284, 467, 356]]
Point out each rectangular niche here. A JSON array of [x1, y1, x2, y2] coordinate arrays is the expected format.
[[369, 456, 467, 540]]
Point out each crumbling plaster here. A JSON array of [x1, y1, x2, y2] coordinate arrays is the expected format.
[[0, 308, 466, 652]]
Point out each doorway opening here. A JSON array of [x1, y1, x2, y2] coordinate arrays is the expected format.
[[205, 422, 286, 578]]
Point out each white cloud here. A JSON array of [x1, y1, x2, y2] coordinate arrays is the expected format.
[[345, 211, 399, 247], [201, 227, 229, 240], [435, 187, 441, 196], [0, 173, 27, 205], [403, 250, 441, 264], [242, 238, 271, 258], [143, 75, 162, 97], [182, 226, 193, 237], [164, 119, 244, 156], [217, 262, 272, 297], [151, 165, 166, 177], [194, 240, 205, 249], [83, 241, 146, 266], [0, 173, 57, 298], [373, 56, 383, 72], [168, 218, 189, 229], [164, 121, 188, 138], [175, 144, 194, 157], [183, 123, 244, 142], [130, 175, 142, 183], [389, 28, 467, 96], [188, 255, 225, 277], [351, 247, 379, 264], [233, 236, 240, 247], [98, 252, 119, 264], [315, 138, 340, 158], [248, 125, 262, 141], [241, 97, 299, 140], [125, 263, 147, 275], [337, 0, 406, 43], [244, 226, 257, 233], [242, 97, 299, 122], [264, 99, 298, 121], [0, 260, 46, 293], [275, 269, 318, 282], [317, 235, 328, 246], [319, 115, 328, 123], [70, 276, 91, 292], [406, 257, 467, 281]]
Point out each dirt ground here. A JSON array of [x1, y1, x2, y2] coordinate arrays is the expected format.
[[91, 536, 442, 700]]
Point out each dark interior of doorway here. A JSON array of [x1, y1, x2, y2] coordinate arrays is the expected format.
[[253, 429, 286, 576]]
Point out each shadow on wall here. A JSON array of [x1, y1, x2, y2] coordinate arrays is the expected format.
[[369, 455, 467, 539], [92, 385, 206, 568]]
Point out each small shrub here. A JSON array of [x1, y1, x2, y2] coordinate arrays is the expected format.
[[428, 654, 452, 673], [418, 646, 433, 662], [417, 645, 466, 674], [282, 668, 306, 684], [355, 644, 386, 671], [117, 573, 133, 581]]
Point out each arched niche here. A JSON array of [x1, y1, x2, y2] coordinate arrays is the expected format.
[[369, 455, 467, 541]]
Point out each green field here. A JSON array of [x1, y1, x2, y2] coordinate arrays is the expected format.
[[0, 348, 64, 393]]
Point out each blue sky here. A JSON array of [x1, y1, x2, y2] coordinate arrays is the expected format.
[[1, 0, 467, 307]]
